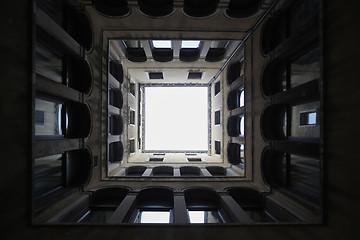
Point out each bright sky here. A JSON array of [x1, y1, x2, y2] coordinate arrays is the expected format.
[[145, 87, 208, 151], [181, 40, 200, 48], [140, 211, 170, 223], [152, 40, 172, 48], [188, 211, 205, 223]]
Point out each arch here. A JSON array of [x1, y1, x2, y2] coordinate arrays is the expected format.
[[180, 166, 201, 176], [137, 0, 173, 17], [261, 14, 287, 55], [205, 48, 226, 62], [227, 88, 243, 110], [66, 148, 92, 186], [227, 142, 243, 165], [227, 60, 243, 85], [152, 48, 173, 62], [261, 148, 287, 187], [137, 187, 174, 208], [206, 166, 226, 176], [109, 61, 124, 83], [92, 187, 129, 205], [67, 10, 93, 51], [108, 87, 123, 109], [153, 166, 174, 176], [183, 0, 219, 18], [226, 0, 261, 19], [261, 105, 287, 141], [93, 0, 130, 17], [261, 61, 286, 97], [179, 48, 200, 62], [68, 57, 93, 94], [66, 102, 92, 138], [126, 166, 146, 176], [108, 115, 123, 135], [109, 141, 123, 163], [227, 115, 240, 137], [125, 48, 147, 62], [227, 187, 263, 207], [184, 188, 220, 208]]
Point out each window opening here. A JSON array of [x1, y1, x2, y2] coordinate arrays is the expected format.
[[152, 40, 172, 48], [214, 81, 220, 96], [188, 72, 203, 79], [215, 110, 220, 125], [130, 139, 135, 153], [181, 40, 200, 48], [215, 141, 221, 155], [134, 210, 171, 223], [130, 109, 135, 125], [149, 158, 164, 162], [148, 72, 164, 79], [188, 210, 224, 223], [130, 82, 135, 96], [300, 111, 317, 126], [35, 98, 64, 136]]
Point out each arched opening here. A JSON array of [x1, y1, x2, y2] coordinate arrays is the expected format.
[[138, 0, 173, 17], [183, 0, 219, 18], [93, 0, 130, 17], [67, 102, 92, 138], [226, 0, 261, 19], [68, 57, 93, 94]]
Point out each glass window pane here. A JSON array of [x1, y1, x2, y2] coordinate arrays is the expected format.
[[289, 154, 320, 205], [36, 42, 63, 83], [78, 208, 116, 223], [181, 40, 200, 48], [34, 154, 63, 199], [188, 210, 224, 223], [240, 117, 244, 136], [291, 101, 320, 137], [35, 98, 63, 136], [290, 47, 320, 88], [135, 211, 170, 223], [153, 40, 172, 48], [239, 91, 244, 107]]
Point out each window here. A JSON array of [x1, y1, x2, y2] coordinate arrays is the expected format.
[[144, 87, 208, 151], [108, 115, 123, 135], [134, 210, 171, 223], [130, 109, 135, 125], [215, 81, 220, 96], [130, 82, 135, 96], [239, 90, 244, 107], [130, 139, 135, 153], [300, 111, 317, 126], [108, 88, 123, 109], [149, 158, 164, 162], [35, 98, 63, 136], [181, 40, 200, 48], [215, 110, 220, 125], [188, 210, 224, 223], [36, 41, 63, 83], [215, 141, 221, 155], [187, 72, 203, 79], [35, 109, 45, 126], [152, 40, 172, 48], [34, 154, 63, 200], [290, 47, 320, 88], [240, 116, 244, 136], [148, 72, 164, 79], [78, 208, 116, 223]]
